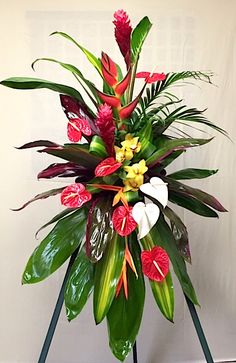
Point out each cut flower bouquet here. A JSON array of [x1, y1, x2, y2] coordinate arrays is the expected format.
[[1, 9, 227, 361]]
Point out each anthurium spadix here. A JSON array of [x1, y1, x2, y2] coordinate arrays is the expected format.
[[140, 177, 168, 208]]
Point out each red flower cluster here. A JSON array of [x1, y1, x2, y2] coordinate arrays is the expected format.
[[96, 103, 115, 155]]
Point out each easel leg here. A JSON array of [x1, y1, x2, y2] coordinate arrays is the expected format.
[[133, 341, 138, 363], [38, 249, 78, 363], [185, 295, 214, 363]]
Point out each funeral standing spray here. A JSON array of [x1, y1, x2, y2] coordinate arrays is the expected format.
[[1, 10, 227, 361]]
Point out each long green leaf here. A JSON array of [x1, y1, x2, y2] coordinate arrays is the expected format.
[[131, 16, 152, 62], [142, 217, 199, 305], [0, 77, 84, 102], [141, 233, 174, 321], [35, 208, 74, 238], [39, 143, 102, 169], [50, 31, 102, 75], [169, 192, 219, 217], [93, 233, 125, 324], [65, 248, 94, 321], [22, 208, 87, 284], [32, 57, 100, 104], [163, 206, 191, 263], [168, 168, 218, 180], [166, 178, 227, 212], [146, 137, 213, 167], [107, 234, 145, 361]]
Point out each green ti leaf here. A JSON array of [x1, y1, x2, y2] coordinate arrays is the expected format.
[[93, 233, 125, 324], [65, 248, 94, 321], [22, 208, 87, 284], [0, 77, 84, 103], [167, 168, 218, 180], [107, 234, 145, 361], [131, 16, 152, 62]]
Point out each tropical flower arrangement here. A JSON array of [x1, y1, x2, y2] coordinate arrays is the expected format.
[[1, 9, 227, 361]]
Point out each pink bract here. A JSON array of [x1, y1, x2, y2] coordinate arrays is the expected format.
[[96, 103, 115, 155], [95, 157, 122, 177], [141, 246, 169, 282], [113, 10, 132, 67], [112, 206, 137, 236], [61, 183, 92, 208]]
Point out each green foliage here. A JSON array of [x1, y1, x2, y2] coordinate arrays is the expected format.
[[22, 208, 87, 284], [107, 234, 145, 361], [65, 248, 94, 321]]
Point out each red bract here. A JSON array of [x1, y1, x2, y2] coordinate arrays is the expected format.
[[95, 157, 122, 177], [96, 104, 115, 155], [101, 52, 118, 87], [61, 183, 92, 208], [67, 118, 91, 142], [112, 206, 137, 236], [136, 71, 166, 83], [113, 9, 132, 67], [141, 246, 169, 282]]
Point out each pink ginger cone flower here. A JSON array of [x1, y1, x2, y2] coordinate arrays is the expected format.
[[113, 9, 132, 67], [96, 103, 115, 156]]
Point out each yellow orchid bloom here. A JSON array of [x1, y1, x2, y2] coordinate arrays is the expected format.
[[123, 159, 148, 192], [115, 134, 141, 162]]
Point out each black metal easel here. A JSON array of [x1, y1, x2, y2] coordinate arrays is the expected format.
[[38, 251, 214, 363]]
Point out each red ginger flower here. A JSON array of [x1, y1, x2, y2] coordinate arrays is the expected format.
[[96, 103, 115, 155], [113, 10, 132, 67], [61, 183, 92, 208], [141, 246, 169, 282]]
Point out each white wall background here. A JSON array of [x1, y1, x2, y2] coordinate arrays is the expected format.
[[0, 0, 235, 362]]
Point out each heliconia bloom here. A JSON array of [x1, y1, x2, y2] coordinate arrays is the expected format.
[[96, 103, 115, 155], [132, 200, 160, 239], [140, 177, 168, 208], [95, 157, 122, 177], [113, 9, 132, 67], [61, 183, 92, 208], [101, 52, 118, 87], [116, 243, 138, 299], [114, 68, 131, 96], [141, 246, 169, 282], [67, 118, 92, 142], [96, 90, 121, 109], [112, 206, 137, 236], [119, 95, 140, 120], [136, 71, 166, 83]]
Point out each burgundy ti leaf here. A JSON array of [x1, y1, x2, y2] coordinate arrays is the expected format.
[[37, 162, 92, 180]]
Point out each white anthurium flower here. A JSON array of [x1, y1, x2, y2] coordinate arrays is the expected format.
[[132, 201, 160, 239], [139, 177, 168, 208]]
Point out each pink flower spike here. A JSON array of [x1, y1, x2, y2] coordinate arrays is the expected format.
[[112, 206, 137, 236], [141, 246, 169, 282], [136, 71, 166, 83], [61, 183, 92, 208], [95, 157, 122, 177], [113, 10, 132, 67], [96, 103, 115, 155]]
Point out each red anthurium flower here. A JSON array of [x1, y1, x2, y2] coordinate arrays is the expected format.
[[61, 183, 92, 208], [67, 118, 91, 142], [141, 246, 169, 282], [112, 206, 137, 236], [136, 71, 166, 83], [95, 157, 122, 177], [113, 10, 132, 67]]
